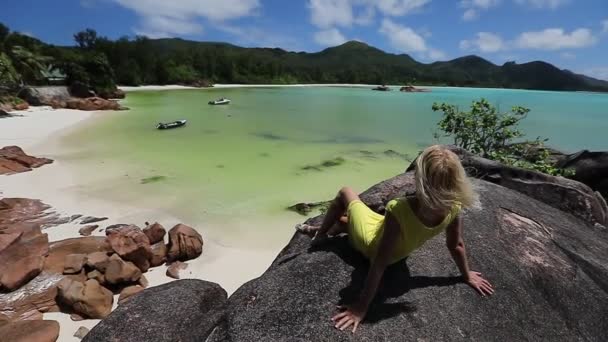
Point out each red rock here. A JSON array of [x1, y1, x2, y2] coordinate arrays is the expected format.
[[0, 320, 60, 342], [166, 261, 188, 279], [143, 222, 166, 244], [86, 270, 105, 284], [57, 278, 113, 319], [14, 102, 29, 110], [73, 326, 90, 339], [118, 285, 144, 304], [44, 237, 110, 275], [105, 254, 142, 284], [0, 146, 53, 175], [86, 251, 110, 272], [0, 231, 22, 252], [78, 225, 98, 236], [166, 224, 203, 262], [106, 225, 152, 272], [149, 241, 167, 267], [0, 271, 64, 321], [0, 198, 64, 233], [63, 253, 87, 274], [66, 97, 123, 111], [0, 227, 49, 291], [138, 274, 149, 288]]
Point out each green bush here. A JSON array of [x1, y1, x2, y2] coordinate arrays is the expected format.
[[432, 98, 572, 177]]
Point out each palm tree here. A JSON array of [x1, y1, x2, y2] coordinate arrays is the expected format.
[[10, 45, 52, 85]]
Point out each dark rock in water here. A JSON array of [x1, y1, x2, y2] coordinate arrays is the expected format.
[[83, 280, 227, 342], [287, 201, 331, 216], [408, 146, 607, 226], [301, 157, 346, 172], [209, 172, 608, 342], [80, 216, 108, 225], [251, 132, 287, 141], [556, 150, 608, 200], [383, 149, 411, 161]]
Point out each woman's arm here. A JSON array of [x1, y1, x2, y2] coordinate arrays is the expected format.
[[332, 212, 400, 333], [445, 216, 494, 296]]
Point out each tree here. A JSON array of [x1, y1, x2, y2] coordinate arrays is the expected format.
[[10, 45, 52, 84], [432, 98, 571, 176], [0, 52, 19, 90], [74, 28, 98, 49], [0, 22, 9, 51]]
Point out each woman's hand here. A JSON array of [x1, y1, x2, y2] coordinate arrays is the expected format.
[[465, 271, 494, 296], [331, 304, 367, 333]]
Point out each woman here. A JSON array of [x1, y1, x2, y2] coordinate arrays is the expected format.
[[297, 145, 494, 333]]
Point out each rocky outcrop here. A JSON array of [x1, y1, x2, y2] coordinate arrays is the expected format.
[[66, 97, 125, 111], [208, 172, 608, 341], [104, 254, 142, 284], [0, 146, 53, 175], [0, 225, 49, 291], [78, 225, 98, 236], [118, 285, 144, 304], [83, 280, 227, 342], [17, 86, 71, 106], [0, 272, 64, 320], [166, 261, 188, 279], [57, 278, 113, 319], [44, 237, 110, 275], [149, 241, 167, 267], [166, 224, 203, 262], [86, 251, 110, 272], [63, 254, 87, 274], [556, 150, 608, 199], [0, 320, 60, 342], [406, 146, 607, 226], [143, 222, 166, 244], [106, 225, 152, 271]]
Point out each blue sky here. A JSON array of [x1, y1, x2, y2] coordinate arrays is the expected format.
[[2, 0, 607, 79]]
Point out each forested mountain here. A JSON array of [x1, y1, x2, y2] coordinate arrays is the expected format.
[[1, 23, 607, 95]]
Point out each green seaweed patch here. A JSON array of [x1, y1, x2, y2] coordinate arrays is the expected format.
[[259, 152, 270, 157], [383, 150, 412, 161], [140, 175, 168, 184], [301, 157, 346, 171], [287, 200, 331, 216]]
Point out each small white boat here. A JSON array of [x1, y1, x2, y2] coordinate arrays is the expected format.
[[209, 98, 231, 105], [157, 119, 187, 130]]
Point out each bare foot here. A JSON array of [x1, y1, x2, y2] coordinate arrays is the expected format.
[[295, 223, 320, 235]]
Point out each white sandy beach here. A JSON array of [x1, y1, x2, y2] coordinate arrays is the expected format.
[[0, 105, 281, 341], [119, 83, 395, 92]]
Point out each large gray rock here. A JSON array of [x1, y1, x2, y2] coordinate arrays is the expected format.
[[209, 172, 608, 342], [17, 86, 71, 106], [407, 146, 607, 226], [83, 279, 227, 342], [556, 150, 608, 200]]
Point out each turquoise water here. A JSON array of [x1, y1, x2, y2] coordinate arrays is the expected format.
[[63, 86, 608, 247]]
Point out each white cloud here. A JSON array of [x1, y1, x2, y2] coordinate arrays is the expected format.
[[560, 52, 575, 60], [307, 0, 431, 29], [582, 67, 608, 81], [377, 19, 444, 60], [314, 28, 348, 46], [462, 9, 478, 21], [375, 0, 431, 16], [460, 0, 500, 21], [459, 32, 506, 52], [602, 19, 608, 33], [514, 0, 569, 9], [379, 19, 427, 52], [515, 28, 597, 50], [308, 0, 355, 28], [428, 48, 447, 60], [111, 0, 260, 37]]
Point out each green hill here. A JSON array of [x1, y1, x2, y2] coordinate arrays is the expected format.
[[1, 22, 607, 93]]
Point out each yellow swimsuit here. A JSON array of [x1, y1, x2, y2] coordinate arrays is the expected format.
[[346, 198, 461, 264]]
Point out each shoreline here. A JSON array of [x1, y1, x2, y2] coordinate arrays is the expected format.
[[0, 106, 283, 342]]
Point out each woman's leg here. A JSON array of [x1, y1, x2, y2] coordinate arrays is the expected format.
[[315, 187, 359, 238]]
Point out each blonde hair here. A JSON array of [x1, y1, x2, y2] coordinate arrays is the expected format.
[[415, 145, 477, 210]]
